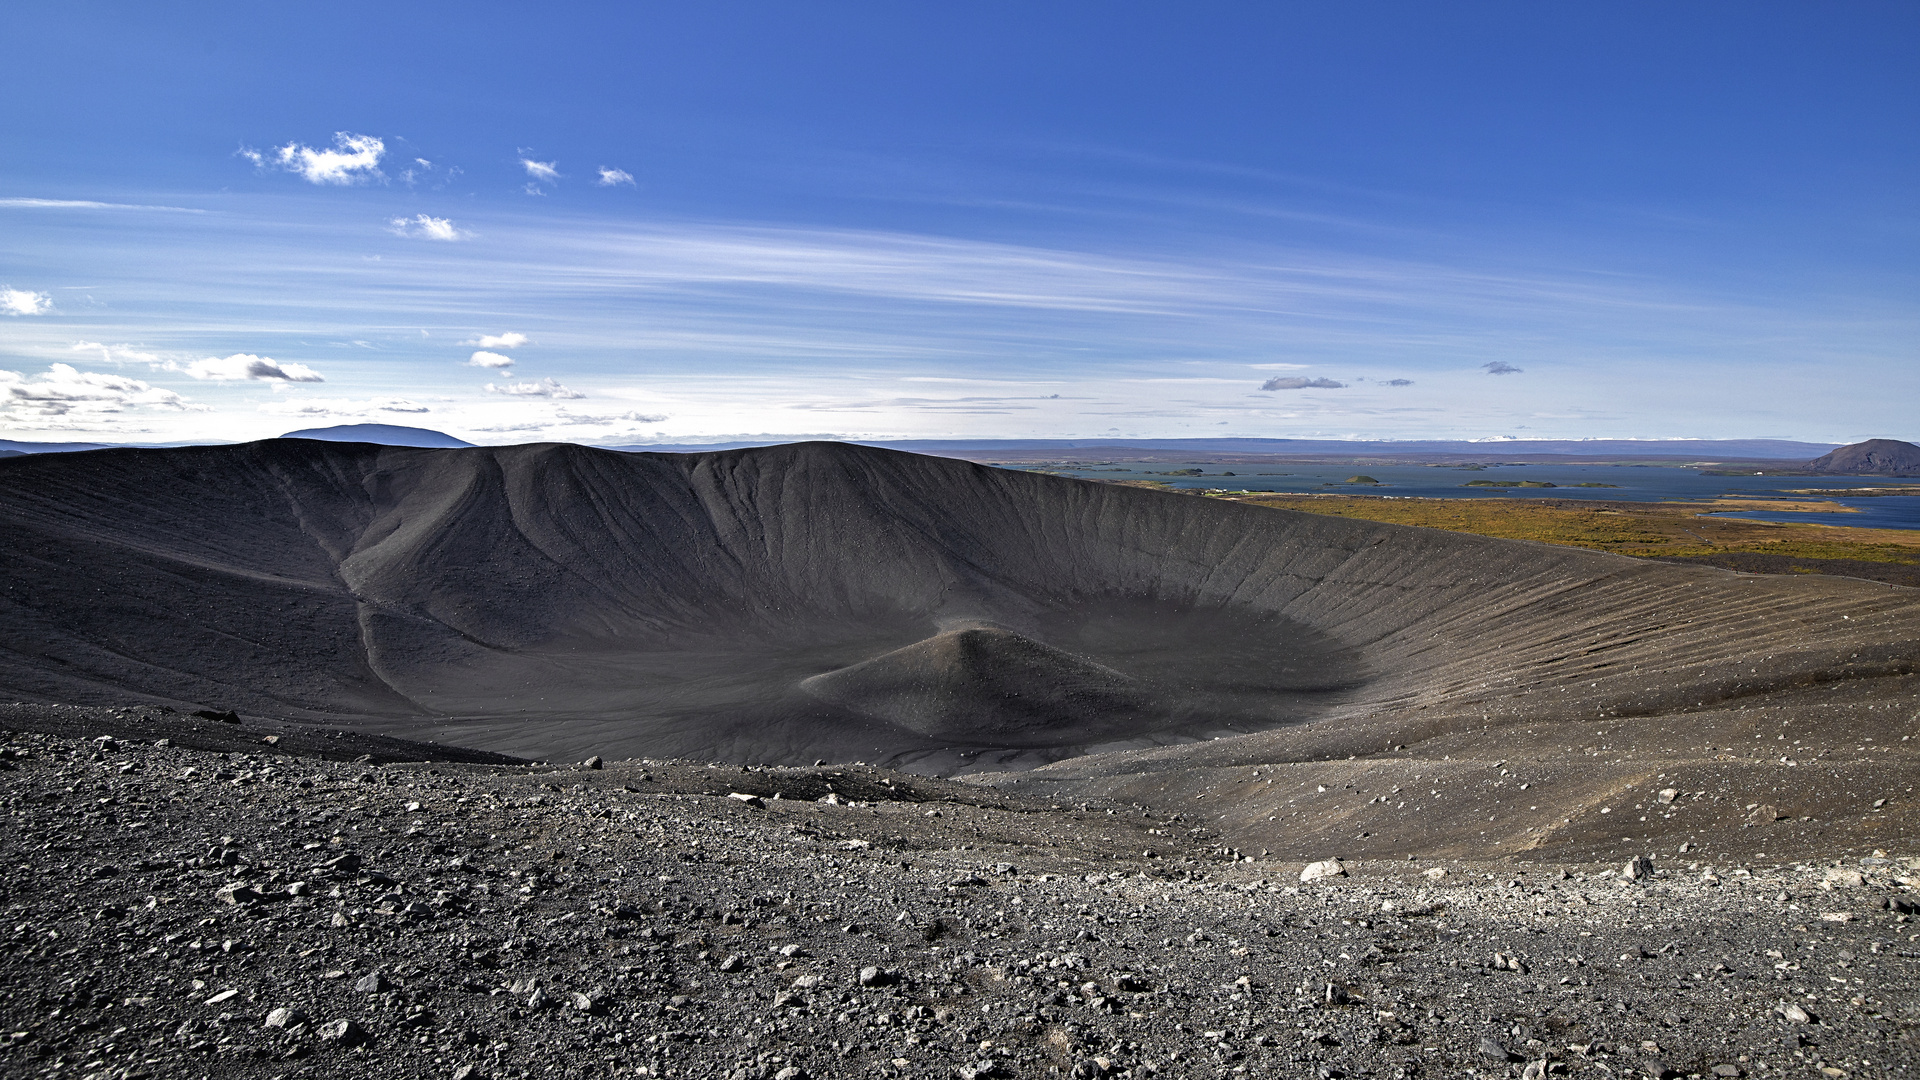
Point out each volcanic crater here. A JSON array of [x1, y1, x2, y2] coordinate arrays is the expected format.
[[1, 438, 1913, 785]]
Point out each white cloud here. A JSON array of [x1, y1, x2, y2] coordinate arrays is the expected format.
[[1483, 361, 1524, 375], [1, 364, 191, 416], [470, 409, 667, 434], [267, 132, 386, 185], [471, 332, 529, 349], [521, 157, 561, 183], [1261, 376, 1346, 390], [70, 341, 163, 366], [1, 288, 53, 316], [257, 397, 428, 417], [486, 377, 584, 399], [560, 409, 666, 425], [179, 354, 325, 382], [397, 158, 462, 189], [596, 167, 635, 186], [468, 350, 515, 369], [388, 214, 466, 240]]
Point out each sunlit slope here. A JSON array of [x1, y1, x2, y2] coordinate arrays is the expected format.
[[0, 439, 1911, 769]]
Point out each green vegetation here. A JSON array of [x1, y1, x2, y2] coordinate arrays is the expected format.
[[1233, 492, 1920, 569]]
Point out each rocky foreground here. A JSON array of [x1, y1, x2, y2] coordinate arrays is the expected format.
[[2, 715, 1916, 1080]]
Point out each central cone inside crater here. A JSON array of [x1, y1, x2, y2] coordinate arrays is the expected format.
[[800, 625, 1152, 744]]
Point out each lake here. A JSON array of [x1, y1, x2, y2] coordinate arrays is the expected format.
[[1005, 461, 1920, 530]]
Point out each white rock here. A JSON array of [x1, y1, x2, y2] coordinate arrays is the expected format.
[[1300, 859, 1346, 883]]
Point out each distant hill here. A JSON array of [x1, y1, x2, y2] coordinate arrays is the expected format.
[[278, 424, 473, 448], [1807, 438, 1920, 476], [0, 440, 113, 455], [605, 437, 1841, 460]]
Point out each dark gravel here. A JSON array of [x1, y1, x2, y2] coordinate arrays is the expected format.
[[3, 720, 1915, 1080]]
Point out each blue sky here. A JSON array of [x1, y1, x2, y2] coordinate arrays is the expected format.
[[2, 2, 1915, 445]]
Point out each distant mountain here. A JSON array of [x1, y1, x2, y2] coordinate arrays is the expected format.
[[278, 424, 473, 448], [1806, 438, 1920, 476]]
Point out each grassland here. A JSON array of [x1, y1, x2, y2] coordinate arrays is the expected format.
[[1223, 493, 1920, 586]]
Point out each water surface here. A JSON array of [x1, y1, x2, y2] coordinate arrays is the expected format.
[[1007, 461, 1920, 530]]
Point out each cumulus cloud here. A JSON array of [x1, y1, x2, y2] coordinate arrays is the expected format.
[[387, 214, 466, 240], [467, 351, 515, 369], [1, 364, 190, 416], [471, 332, 529, 349], [1260, 376, 1346, 390], [1, 288, 53, 316], [486, 377, 584, 399], [262, 132, 386, 185], [521, 157, 560, 183], [597, 167, 635, 186], [1384, 378, 1414, 386], [1483, 361, 1524, 375], [179, 354, 325, 382]]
